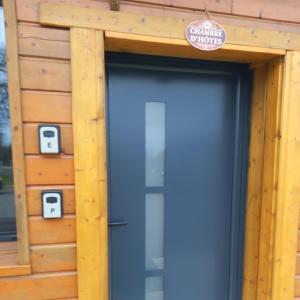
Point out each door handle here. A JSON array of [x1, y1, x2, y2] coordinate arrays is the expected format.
[[108, 219, 128, 227]]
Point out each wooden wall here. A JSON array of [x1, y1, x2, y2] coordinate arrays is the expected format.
[[1, 0, 300, 299]]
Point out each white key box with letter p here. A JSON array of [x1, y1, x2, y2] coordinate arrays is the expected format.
[[39, 125, 61, 154], [42, 191, 63, 219]]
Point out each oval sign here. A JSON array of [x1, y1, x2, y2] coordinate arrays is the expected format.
[[185, 20, 226, 51]]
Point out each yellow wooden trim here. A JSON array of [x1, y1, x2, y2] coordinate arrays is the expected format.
[[242, 65, 267, 299], [40, 2, 300, 51], [70, 27, 108, 300], [3, 0, 30, 265], [105, 31, 285, 64], [105, 31, 286, 56], [271, 51, 300, 300], [256, 57, 284, 299]]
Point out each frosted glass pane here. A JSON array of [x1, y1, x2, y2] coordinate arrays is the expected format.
[[145, 194, 164, 271], [145, 276, 164, 300], [145, 102, 166, 187]]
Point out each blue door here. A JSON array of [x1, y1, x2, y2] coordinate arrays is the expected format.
[[107, 54, 251, 300]]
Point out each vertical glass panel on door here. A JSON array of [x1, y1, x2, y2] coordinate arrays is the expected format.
[[145, 276, 164, 300], [145, 102, 166, 187], [145, 193, 164, 271]]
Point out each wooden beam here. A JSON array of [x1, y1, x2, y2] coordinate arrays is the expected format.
[[71, 27, 108, 300], [105, 31, 285, 63], [17, 21, 285, 63], [40, 2, 300, 51], [242, 65, 267, 299], [3, 0, 30, 265], [271, 51, 300, 300], [0, 261, 31, 277], [105, 31, 285, 56], [256, 57, 283, 299]]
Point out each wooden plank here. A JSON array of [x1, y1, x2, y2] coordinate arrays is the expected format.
[[232, 0, 300, 24], [22, 90, 72, 123], [256, 57, 283, 299], [0, 262, 31, 277], [16, 0, 300, 34], [0, 251, 31, 277], [128, 0, 300, 24], [17, 22, 285, 62], [16, 0, 109, 22], [296, 254, 300, 275], [0, 271, 77, 299], [298, 231, 300, 252], [29, 216, 76, 245], [106, 31, 285, 56], [18, 24, 70, 59], [127, 0, 231, 13], [40, 3, 300, 50], [27, 185, 75, 216], [0, 244, 31, 277], [20, 57, 71, 92], [296, 276, 300, 297], [3, 0, 30, 265], [25, 156, 74, 185], [242, 65, 267, 300], [31, 244, 76, 273], [24, 123, 73, 155], [105, 31, 284, 64], [271, 51, 300, 300], [71, 27, 108, 300]]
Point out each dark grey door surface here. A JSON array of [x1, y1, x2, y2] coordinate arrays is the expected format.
[[106, 54, 251, 300]]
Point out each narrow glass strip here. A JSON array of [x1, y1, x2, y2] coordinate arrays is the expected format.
[[145, 276, 164, 300], [145, 102, 166, 187], [145, 193, 164, 271]]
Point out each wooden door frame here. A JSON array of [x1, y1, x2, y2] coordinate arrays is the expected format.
[[39, 3, 300, 300]]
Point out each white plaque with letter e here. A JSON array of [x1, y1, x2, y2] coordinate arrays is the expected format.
[[42, 191, 63, 219], [39, 125, 61, 154]]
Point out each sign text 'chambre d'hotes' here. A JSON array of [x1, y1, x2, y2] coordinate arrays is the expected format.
[[185, 20, 227, 51]]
